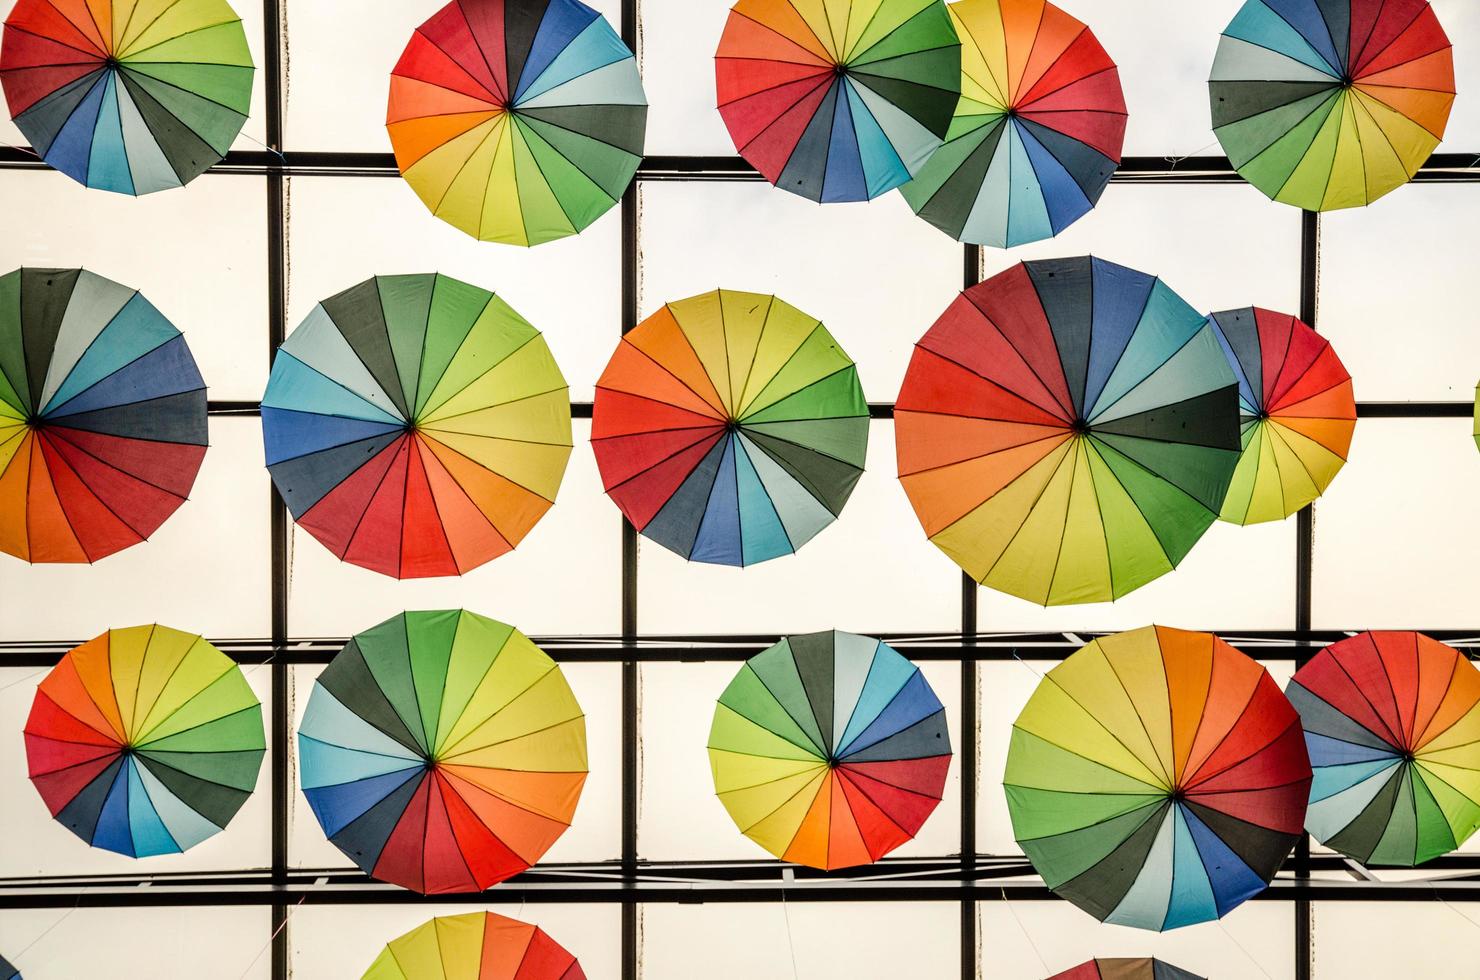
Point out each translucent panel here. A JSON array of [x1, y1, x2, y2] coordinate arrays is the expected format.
[[1316, 902, 1480, 975], [0, 907, 270, 980], [638, 0, 741, 155]]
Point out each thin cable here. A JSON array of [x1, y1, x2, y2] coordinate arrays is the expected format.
[[999, 888, 1049, 972], [779, 873, 801, 980], [10, 886, 85, 961], [1164, 139, 1221, 170], [1217, 919, 1276, 980], [236, 895, 304, 979]]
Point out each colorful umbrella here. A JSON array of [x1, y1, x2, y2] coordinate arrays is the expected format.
[[1210, 0, 1454, 211], [899, 0, 1126, 246], [895, 256, 1241, 605], [1049, 959, 1204, 980], [261, 273, 572, 579], [0, 267, 208, 563], [1006, 626, 1311, 931], [363, 912, 585, 980], [1288, 631, 1480, 866], [388, 0, 646, 246], [1207, 306, 1355, 524], [24, 625, 264, 857], [592, 290, 868, 566], [708, 630, 950, 869], [300, 610, 587, 894], [715, 0, 961, 203]]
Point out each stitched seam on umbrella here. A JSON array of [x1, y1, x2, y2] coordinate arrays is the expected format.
[[121, 624, 157, 738], [410, 290, 495, 417], [1096, 636, 1176, 787], [896, 419, 1065, 479], [1263, 418, 1330, 506], [742, 427, 861, 515], [835, 767, 914, 842], [440, 765, 580, 825], [118, 15, 241, 63], [42, 330, 180, 418], [956, 5, 1007, 107], [111, 0, 185, 59], [429, 772, 482, 887], [1182, 719, 1306, 792], [3, 22, 108, 61], [334, 434, 410, 561], [1313, 645, 1405, 751], [964, 288, 1075, 421], [1180, 633, 1223, 780], [1016, 61, 1118, 113], [416, 334, 546, 423], [835, 666, 922, 759], [433, 636, 546, 759], [913, 335, 1073, 425], [134, 700, 255, 750], [1316, 91, 1360, 208], [1266, 351, 1349, 415], [1355, 59, 1456, 98], [404, 435, 463, 572], [1223, 83, 1339, 172], [436, 712, 586, 770], [736, 321, 823, 420], [847, 0, 947, 68], [29, 685, 123, 746], [409, 25, 502, 105], [434, 667, 565, 759], [1043, 440, 1100, 603], [427, 113, 504, 225], [1257, 5, 1343, 77], [317, 302, 410, 425], [1028, 671, 1171, 792], [728, 291, 775, 416], [1167, 668, 1271, 789], [116, 62, 249, 122], [411, 438, 523, 559], [731, 433, 796, 559], [722, 9, 832, 69], [128, 633, 210, 742], [739, 73, 834, 161], [1334, 635, 1408, 749], [298, 732, 421, 768], [1414, 654, 1468, 751], [1352, 5, 1432, 79], [741, 363, 859, 429], [42, 0, 112, 55], [778, 0, 834, 61], [1013, 796, 1166, 844], [713, 759, 828, 796], [420, 401, 572, 450], [739, 655, 829, 759], [1349, 86, 1427, 176], [452, 0, 508, 104], [738, 766, 825, 838], [511, 112, 624, 215], [840, 758, 947, 802], [1086, 322, 1207, 426], [517, 49, 642, 110], [34, 427, 151, 543], [1078, 441, 1133, 601], [976, 435, 1075, 590], [1267, 92, 1345, 200]]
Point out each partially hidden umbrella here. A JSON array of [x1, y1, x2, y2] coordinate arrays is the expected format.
[[0, 953, 18, 980], [708, 630, 950, 869], [24, 625, 264, 856], [1210, 0, 1454, 211], [363, 912, 585, 980], [262, 273, 572, 579], [1049, 959, 1205, 980], [1288, 630, 1480, 866], [300, 610, 587, 894], [592, 290, 867, 566], [1006, 626, 1311, 930], [0, 267, 208, 563], [389, 0, 646, 246], [895, 256, 1242, 605], [900, 0, 1126, 246], [0, 0, 253, 194], [715, 0, 961, 202]]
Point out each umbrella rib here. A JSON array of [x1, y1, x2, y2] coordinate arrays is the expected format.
[[332, 434, 410, 564], [846, 1, 944, 68], [415, 436, 518, 564], [424, 112, 503, 219], [417, 430, 563, 505], [3, 23, 107, 61], [1414, 658, 1472, 751], [1265, 363, 1348, 416], [1016, 63, 1118, 114], [599, 428, 723, 498], [115, 63, 249, 120], [835, 668, 921, 760], [1340, 637, 1410, 748], [1180, 692, 1284, 790], [513, 53, 639, 109], [1080, 441, 1131, 602], [716, 760, 827, 797], [740, 362, 855, 425], [728, 291, 776, 415], [296, 732, 421, 768], [439, 712, 585, 762], [418, 381, 569, 429], [895, 423, 1067, 479], [913, 341, 1072, 424], [441, 766, 579, 825], [433, 662, 559, 758], [1040, 441, 1092, 603], [412, 27, 502, 105], [125, 624, 159, 737], [736, 73, 833, 154], [33, 427, 145, 550], [117, 16, 242, 62], [836, 768, 914, 845], [956, 11, 1008, 107], [732, 434, 796, 557], [742, 421, 863, 476], [41, 330, 181, 417], [964, 301, 1076, 421], [134, 702, 257, 750], [1260, 93, 1346, 201], [113, 0, 188, 59], [417, 333, 541, 423], [741, 766, 825, 836], [26, 439, 90, 559], [1097, 641, 1177, 788], [1264, 418, 1329, 499], [591, 419, 723, 444], [127, 636, 210, 742], [312, 315, 409, 425], [976, 436, 1075, 585], [1351, 4, 1432, 80], [734, 662, 828, 759], [29, 687, 123, 746], [1026, 674, 1172, 794], [683, 432, 734, 560], [1349, 86, 1420, 171], [46, 385, 208, 437], [1255, 8, 1342, 77], [405, 436, 462, 567], [606, 342, 727, 421], [1085, 326, 1206, 425], [838, 760, 943, 803], [777, 0, 834, 62], [712, 289, 735, 414], [662, 301, 738, 418], [511, 112, 621, 216], [1014, 795, 1167, 844], [429, 773, 483, 887], [26, 744, 123, 782], [733, 321, 821, 420], [452, 0, 508, 103]]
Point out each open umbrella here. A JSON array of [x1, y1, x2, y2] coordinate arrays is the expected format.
[[363, 912, 585, 980], [708, 630, 950, 869], [0, 953, 19, 980], [895, 256, 1241, 605], [1006, 626, 1311, 930], [0, 267, 208, 563], [715, 0, 961, 202], [1210, 0, 1454, 211], [300, 610, 587, 894], [900, 0, 1126, 246], [592, 290, 867, 566], [1049, 959, 1205, 980], [262, 273, 572, 579]]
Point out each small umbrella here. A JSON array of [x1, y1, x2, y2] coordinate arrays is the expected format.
[[388, 0, 646, 246], [300, 610, 587, 895], [0, 267, 208, 563], [895, 256, 1241, 605], [708, 630, 950, 869], [715, 0, 961, 202], [24, 625, 264, 857], [1288, 631, 1480, 866], [900, 0, 1126, 246], [592, 290, 868, 566], [1049, 959, 1205, 980], [363, 912, 585, 980], [1210, 0, 1454, 211], [262, 273, 572, 579], [1006, 626, 1311, 930]]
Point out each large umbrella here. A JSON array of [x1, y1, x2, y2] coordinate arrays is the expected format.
[[1049, 959, 1204, 980], [299, 610, 587, 894], [363, 912, 585, 980], [261, 273, 572, 579], [0, 267, 208, 563], [715, 0, 961, 202], [1006, 626, 1311, 930], [592, 290, 868, 566], [895, 256, 1242, 605]]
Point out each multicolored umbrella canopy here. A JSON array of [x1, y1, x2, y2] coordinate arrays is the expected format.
[[899, 0, 1126, 246], [1207, 306, 1355, 524], [1288, 631, 1480, 866], [895, 257, 1242, 605], [0, 267, 208, 563], [0, 0, 253, 194], [262, 273, 572, 579], [1049, 959, 1205, 980], [592, 290, 868, 566], [300, 610, 587, 894], [388, 0, 646, 246], [1210, 0, 1454, 211], [708, 631, 950, 870], [363, 912, 585, 980], [0, 954, 16, 980], [24, 625, 264, 857], [1006, 626, 1312, 931], [715, 0, 961, 202]]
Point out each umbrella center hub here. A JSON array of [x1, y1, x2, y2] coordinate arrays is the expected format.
[[1070, 418, 1090, 435]]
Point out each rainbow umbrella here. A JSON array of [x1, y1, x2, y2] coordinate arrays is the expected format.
[[592, 290, 868, 566], [300, 610, 587, 895], [1006, 626, 1311, 931], [388, 0, 646, 246], [708, 631, 950, 869], [895, 257, 1241, 605], [715, 0, 961, 202], [900, 0, 1126, 246], [1288, 631, 1480, 866], [363, 912, 585, 980], [0, 267, 208, 563], [1049, 959, 1204, 980], [1210, 0, 1454, 211], [24, 625, 264, 857], [261, 273, 572, 579]]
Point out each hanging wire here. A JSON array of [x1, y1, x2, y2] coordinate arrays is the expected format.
[[1216, 918, 1277, 980], [10, 886, 85, 963], [1163, 140, 1221, 171], [778, 869, 801, 980], [999, 887, 1050, 973], [236, 895, 305, 980]]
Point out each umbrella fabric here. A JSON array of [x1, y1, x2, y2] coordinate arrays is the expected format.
[[261, 273, 572, 579], [0, 267, 208, 563], [0, 953, 18, 980], [388, 0, 646, 246], [708, 630, 950, 869], [363, 912, 585, 980], [895, 256, 1242, 605], [23, 625, 264, 857], [1288, 631, 1480, 866], [900, 0, 1126, 246], [1210, 0, 1454, 211], [0, 0, 253, 194], [592, 290, 867, 566], [1006, 626, 1312, 931], [300, 610, 587, 895], [715, 0, 961, 202], [1049, 959, 1205, 980]]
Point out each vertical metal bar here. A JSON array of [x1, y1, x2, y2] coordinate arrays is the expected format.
[[1294, 208, 1320, 980], [960, 244, 981, 980], [620, 6, 639, 979]]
